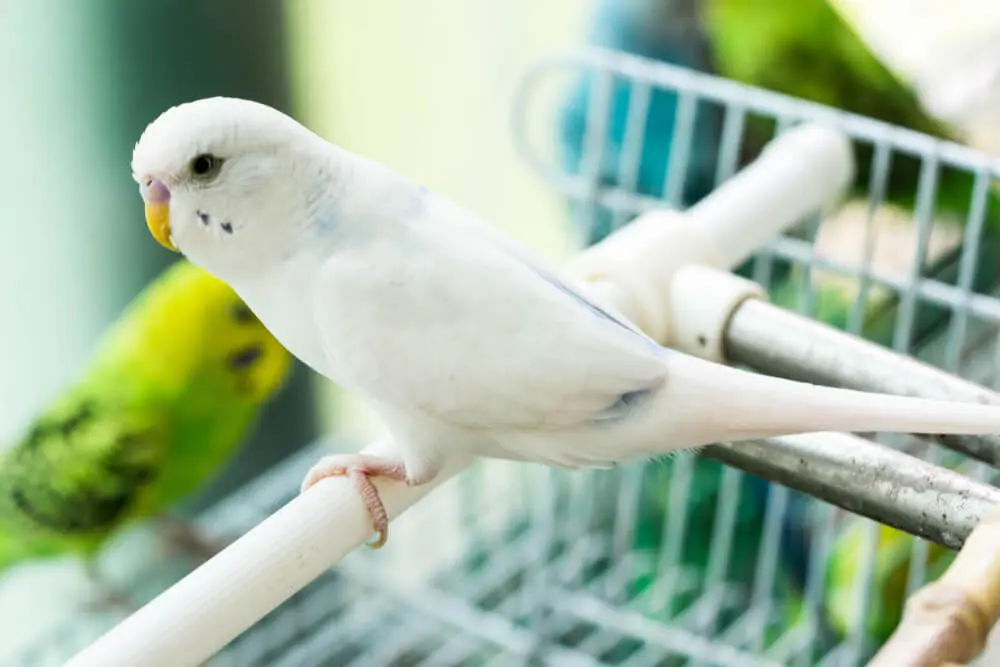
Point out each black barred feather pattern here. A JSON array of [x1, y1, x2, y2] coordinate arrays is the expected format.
[[0, 393, 165, 537]]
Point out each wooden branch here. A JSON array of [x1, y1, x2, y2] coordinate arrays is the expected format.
[[867, 502, 1000, 667]]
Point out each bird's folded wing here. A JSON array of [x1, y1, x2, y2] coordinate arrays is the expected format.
[[312, 203, 668, 432]]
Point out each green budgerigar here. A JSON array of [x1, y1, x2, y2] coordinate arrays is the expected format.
[[0, 260, 292, 584], [700, 0, 1000, 348], [701, 0, 999, 225]]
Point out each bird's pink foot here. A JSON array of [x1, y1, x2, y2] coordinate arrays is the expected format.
[[300, 453, 418, 549]]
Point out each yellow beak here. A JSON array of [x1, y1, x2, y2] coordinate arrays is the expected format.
[[145, 201, 178, 252]]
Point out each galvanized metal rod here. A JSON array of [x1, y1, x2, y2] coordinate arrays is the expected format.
[[702, 432, 1000, 550], [725, 297, 1000, 467]]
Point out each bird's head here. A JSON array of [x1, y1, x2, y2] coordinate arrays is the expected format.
[[131, 97, 337, 282]]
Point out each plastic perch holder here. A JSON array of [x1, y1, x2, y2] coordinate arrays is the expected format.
[[567, 122, 854, 360], [63, 123, 853, 667]]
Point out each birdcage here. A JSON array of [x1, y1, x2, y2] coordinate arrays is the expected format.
[[10, 46, 1000, 667]]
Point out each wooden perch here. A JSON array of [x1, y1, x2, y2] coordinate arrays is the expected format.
[[867, 502, 1000, 667]]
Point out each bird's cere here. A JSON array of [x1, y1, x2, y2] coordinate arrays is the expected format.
[[140, 177, 171, 205]]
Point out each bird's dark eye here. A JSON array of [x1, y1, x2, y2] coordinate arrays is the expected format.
[[230, 302, 257, 324], [191, 154, 222, 177]]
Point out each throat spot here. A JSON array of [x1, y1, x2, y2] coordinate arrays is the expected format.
[[194, 210, 234, 235]]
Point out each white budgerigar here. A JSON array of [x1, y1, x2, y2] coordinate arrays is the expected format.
[[132, 97, 1000, 548]]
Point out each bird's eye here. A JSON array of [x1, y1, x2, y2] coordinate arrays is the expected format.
[[191, 154, 222, 178], [230, 302, 257, 324]]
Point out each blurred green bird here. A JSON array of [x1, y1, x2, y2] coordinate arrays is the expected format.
[[701, 0, 1000, 228], [0, 260, 292, 592], [701, 0, 1000, 347]]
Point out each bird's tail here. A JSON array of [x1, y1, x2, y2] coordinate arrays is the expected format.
[[628, 350, 1000, 455]]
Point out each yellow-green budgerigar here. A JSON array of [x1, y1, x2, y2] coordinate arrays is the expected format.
[[0, 260, 292, 581]]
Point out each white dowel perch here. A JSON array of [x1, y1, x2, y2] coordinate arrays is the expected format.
[[688, 122, 854, 269], [66, 449, 473, 667], [568, 122, 854, 355], [64, 122, 853, 667]]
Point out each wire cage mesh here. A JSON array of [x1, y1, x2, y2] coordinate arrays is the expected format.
[[10, 47, 1000, 667]]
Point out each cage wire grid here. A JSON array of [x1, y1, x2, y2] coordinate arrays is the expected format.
[[10, 47, 1000, 667]]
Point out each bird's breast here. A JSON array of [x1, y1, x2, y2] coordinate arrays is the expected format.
[[237, 273, 333, 381]]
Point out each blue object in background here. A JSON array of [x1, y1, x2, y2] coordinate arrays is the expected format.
[[557, 0, 723, 245]]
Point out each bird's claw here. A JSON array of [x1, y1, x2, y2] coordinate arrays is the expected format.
[[300, 453, 410, 549]]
